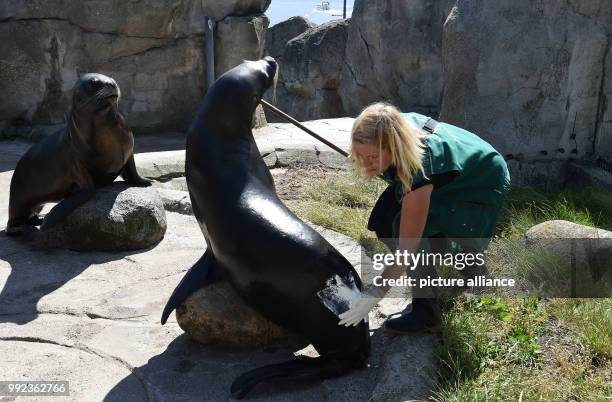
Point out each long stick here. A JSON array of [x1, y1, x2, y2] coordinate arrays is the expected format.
[[260, 99, 350, 158]]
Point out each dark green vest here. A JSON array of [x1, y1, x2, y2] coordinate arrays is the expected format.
[[383, 112, 511, 240]]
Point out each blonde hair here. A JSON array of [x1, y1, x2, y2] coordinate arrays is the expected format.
[[350, 102, 426, 192]]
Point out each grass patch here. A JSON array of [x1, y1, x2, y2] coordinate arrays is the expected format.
[[498, 187, 612, 238], [284, 172, 612, 401], [285, 171, 386, 252], [547, 298, 612, 361]]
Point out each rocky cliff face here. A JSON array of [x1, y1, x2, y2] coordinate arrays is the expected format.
[[0, 0, 208, 137], [0, 0, 272, 137], [264, 19, 349, 122], [441, 0, 612, 166], [340, 0, 455, 116], [264, 0, 455, 119]]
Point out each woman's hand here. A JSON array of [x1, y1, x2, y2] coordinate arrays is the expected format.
[[336, 184, 434, 327]]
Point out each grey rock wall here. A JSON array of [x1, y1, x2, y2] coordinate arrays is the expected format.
[[441, 0, 612, 163], [0, 0, 274, 137], [264, 20, 349, 122], [340, 0, 455, 116], [214, 14, 269, 127], [202, 0, 271, 22], [264, 16, 315, 60], [0, 0, 208, 137], [264, 0, 455, 120]]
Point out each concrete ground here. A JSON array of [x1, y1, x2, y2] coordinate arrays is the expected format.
[[0, 119, 438, 401]]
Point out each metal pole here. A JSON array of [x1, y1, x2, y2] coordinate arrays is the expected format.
[[260, 99, 349, 158], [205, 17, 215, 89], [343, 0, 346, 18]]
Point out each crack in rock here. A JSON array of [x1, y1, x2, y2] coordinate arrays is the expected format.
[[0, 336, 154, 401]]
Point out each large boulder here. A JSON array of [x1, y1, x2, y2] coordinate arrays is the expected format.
[[264, 20, 349, 122], [201, 0, 271, 22], [176, 278, 301, 348], [526, 220, 612, 240], [37, 183, 167, 251], [441, 0, 612, 168], [339, 0, 455, 116], [175, 223, 371, 348], [524, 220, 611, 297], [0, 0, 207, 137], [214, 14, 269, 128], [264, 16, 316, 60]]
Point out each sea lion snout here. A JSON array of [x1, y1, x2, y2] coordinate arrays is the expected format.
[[77, 73, 119, 96], [73, 73, 121, 109]]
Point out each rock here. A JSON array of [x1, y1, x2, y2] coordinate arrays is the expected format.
[[157, 188, 192, 215], [526, 220, 612, 240], [154, 177, 189, 192], [214, 14, 269, 128], [524, 220, 611, 297], [339, 0, 455, 116], [37, 183, 167, 251], [134, 150, 185, 181], [176, 279, 301, 348], [254, 117, 353, 153], [264, 16, 316, 60], [440, 0, 612, 165], [201, 0, 271, 22], [214, 15, 269, 76], [264, 20, 349, 122], [0, 0, 207, 137], [252, 102, 267, 129], [563, 162, 612, 191], [175, 223, 366, 348], [370, 335, 438, 401]]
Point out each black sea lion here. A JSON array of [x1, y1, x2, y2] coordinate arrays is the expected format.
[[6, 73, 149, 235], [160, 57, 370, 398]]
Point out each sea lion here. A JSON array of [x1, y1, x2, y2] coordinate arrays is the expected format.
[[6, 73, 149, 235], [160, 57, 370, 398]]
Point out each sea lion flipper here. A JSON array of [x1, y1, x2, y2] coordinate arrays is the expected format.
[[121, 155, 151, 187], [40, 188, 96, 231], [230, 356, 360, 399], [161, 251, 219, 325]]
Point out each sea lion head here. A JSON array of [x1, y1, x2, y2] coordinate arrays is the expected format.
[[72, 73, 121, 114], [202, 56, 278, 130]]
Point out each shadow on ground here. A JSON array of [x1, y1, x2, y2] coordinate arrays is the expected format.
[[104, 330, 393, 402], [0, 233, 151, 325]]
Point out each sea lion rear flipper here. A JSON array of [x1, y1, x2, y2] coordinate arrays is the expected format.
[[40, 189, 96, 231], [121, 155, 151, 186], [161, 251, 220, 325], [230, 356, 361, 399]]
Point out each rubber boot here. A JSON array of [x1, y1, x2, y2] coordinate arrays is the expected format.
[[384, 298, 442, 335]]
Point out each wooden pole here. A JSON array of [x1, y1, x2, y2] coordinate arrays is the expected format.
[[260, 99, 349, 158]]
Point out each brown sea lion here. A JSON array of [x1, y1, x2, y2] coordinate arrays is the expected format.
[[6, 73, 149, 235]]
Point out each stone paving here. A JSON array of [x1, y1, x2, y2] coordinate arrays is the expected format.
[[0, 119, 438, 401]]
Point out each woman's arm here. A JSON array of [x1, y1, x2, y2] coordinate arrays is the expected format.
[[338, 183, 433, 326], [377, 183, 433, 293]]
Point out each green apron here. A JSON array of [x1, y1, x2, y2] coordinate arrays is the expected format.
[[383, 112, 511, 247]]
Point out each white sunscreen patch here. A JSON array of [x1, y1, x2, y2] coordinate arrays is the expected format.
[[316, 273, 361, 318]]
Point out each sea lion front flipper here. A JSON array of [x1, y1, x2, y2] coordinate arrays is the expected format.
[[40, 188, 96, 231], [121, 155, 151, 187], [161, 251, 220, 325]]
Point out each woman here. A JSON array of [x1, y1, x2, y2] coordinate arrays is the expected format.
[[338, 102, 511, 334]]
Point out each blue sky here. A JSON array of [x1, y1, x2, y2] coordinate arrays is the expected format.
[[267, 0, 355, 26]]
